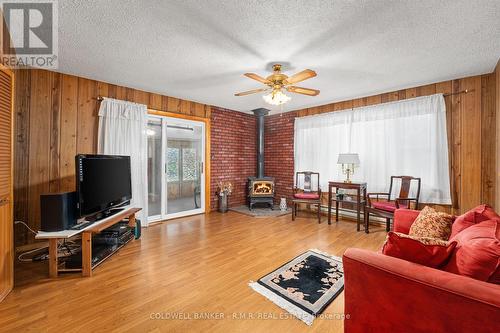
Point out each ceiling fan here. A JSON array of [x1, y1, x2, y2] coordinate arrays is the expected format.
[[234, 64, 319, 105]]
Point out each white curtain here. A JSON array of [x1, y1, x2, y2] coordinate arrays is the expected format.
[[294, 94, 451, 204], [98, 98, 149, 226]]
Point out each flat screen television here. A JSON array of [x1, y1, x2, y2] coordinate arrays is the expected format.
[[76, 154, 132, 217]]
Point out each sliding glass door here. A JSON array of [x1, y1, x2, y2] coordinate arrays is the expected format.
[[147, 116, 205, 222], [147, 118, 163, 218]]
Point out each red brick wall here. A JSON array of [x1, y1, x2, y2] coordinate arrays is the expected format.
[[210, 107, 256, 210], [210, 107, 297, 210], [264, 111, 297, 204]]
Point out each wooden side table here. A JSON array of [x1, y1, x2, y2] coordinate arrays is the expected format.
[[327, 181, 367, 231]]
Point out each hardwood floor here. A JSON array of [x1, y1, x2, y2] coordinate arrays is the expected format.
[[1, 212, 387, 333]]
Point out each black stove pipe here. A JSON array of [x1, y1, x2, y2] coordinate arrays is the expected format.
[[251, 108, 270, 178]]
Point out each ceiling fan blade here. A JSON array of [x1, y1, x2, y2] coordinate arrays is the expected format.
[[234, 88, 268, 96], [244, 73, 271, 85], [284, 69, 317, 85], [286, 86, 320, 96]]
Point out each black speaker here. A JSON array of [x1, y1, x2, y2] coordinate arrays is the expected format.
[[40, 192, 78, 231]]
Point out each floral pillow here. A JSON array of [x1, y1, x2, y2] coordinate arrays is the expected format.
[[409, 206, 454, 240]]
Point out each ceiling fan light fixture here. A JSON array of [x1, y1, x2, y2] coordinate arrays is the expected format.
[[263, 89, 291, 106], [235, 64, 318, 102]]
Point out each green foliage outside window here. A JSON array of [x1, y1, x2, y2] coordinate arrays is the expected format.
[[182, 148, 197, 181], [167, 148, 179, 181]]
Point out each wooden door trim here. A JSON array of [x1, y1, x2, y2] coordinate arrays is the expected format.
[[0, 63, 14, 302], [147, 109, 211, 213]]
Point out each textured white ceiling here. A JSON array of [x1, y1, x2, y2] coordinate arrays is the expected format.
[[58, 0, 500, 113]]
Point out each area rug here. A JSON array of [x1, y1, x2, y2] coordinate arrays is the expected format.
[[229, 205, 291, 218], [249, 249, 344, 326]]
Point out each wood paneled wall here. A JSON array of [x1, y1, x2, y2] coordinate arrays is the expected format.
[[13, 69, 211, 245], [496, 59, 500, 211], [294, 74, 497, 215]]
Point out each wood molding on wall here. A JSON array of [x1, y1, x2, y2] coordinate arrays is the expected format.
[[292, 74, 497, 215], [13, 69, 212, 245], [0, 63, 14, 302]]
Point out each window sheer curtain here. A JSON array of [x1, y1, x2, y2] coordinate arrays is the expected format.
[[98, 98, 149, 225], [294, 94, 451, 204]]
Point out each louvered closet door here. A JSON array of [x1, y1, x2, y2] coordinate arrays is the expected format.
[[0, 65, 13, 302]]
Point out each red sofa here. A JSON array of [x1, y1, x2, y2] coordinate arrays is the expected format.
[[343, 209, 500, 333]]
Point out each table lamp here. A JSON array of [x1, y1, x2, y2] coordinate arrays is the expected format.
[[337, 153, 360, 183]]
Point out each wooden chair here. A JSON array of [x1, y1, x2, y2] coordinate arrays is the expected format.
[[365, 176, 421, 232], [292, 172, 322, 223]]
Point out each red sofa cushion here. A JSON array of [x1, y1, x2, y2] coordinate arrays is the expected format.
[[450, 210, 478, 238], [394, 209, 420, 234], [382, 231, 457, 268], [293, 192, 320, 200], [444, 219, 500, 283], [472, 204, 500, 221], [451, 204, 500, 238]]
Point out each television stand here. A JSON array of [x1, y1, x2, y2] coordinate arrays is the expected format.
[[35, 207, 141, 278]]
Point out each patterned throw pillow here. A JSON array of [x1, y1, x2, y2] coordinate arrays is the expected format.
[[394, 232, 449, 246], [409, 206, 454, 240]]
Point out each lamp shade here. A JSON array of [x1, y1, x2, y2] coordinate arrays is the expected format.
[[337, 153, 360, 165]]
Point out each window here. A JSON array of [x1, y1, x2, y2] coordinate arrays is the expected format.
[[182, 148, 197, 181], [294, 94, 451, 204], [166, 147, 179, 181]]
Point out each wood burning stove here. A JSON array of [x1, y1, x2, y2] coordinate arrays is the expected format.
[[251, 180, 274, 195], [248, 108, 275, 210], [248, 176, 275, 210]]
